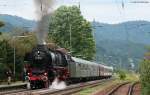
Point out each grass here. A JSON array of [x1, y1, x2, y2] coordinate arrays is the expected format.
[[114, 71, 139, 81], [125, 72, 139, 81]]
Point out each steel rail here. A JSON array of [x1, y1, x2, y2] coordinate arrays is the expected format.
[[128, 82, 139, 95], [106, 82, 130, 95]]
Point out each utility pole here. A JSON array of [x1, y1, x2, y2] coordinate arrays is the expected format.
[[40, 0, 43, 12], [69, 24, 72, 53], [78, 2, 80, 9], [92, 19, 103, 61], [13, 35, 30, 78], [13, 38, 15, 77]]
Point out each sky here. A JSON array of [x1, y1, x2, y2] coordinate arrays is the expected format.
[[0, 0, 150, 24]]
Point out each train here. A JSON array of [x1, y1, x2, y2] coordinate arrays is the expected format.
[[24, 44, 113, 89]]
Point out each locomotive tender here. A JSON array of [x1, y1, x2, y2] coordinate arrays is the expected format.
[[24, 44, 113, 89]]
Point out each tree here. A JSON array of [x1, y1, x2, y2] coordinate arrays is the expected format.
[[0, 39, 24, 80], [9, 32, 37, 57], [48, 6, 96, 60], [0, 21, 4, 28], [0, 21, 5, 35], [0, 40, 14, 80], [0, 30, 36, 80]]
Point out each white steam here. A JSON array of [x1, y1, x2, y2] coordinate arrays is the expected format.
[[49, 78, 67, 90], [34, 0, 54, 45]]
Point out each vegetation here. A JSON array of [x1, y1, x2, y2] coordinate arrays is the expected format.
[[125, 72, 139, 81], [0, 21, 4, 27], [0, 21, 4, 35], [0, 22, 36, 81], [48, 6, 96, 60], [93, 21, 148, 69], [114, 69, 139, 81], [9, 31, 37, 56], [140, 59, 150, 95], [0, 40, 13, 80], [0, 33, 36, 81], [116, 69, 126, 80], [119, 72, 126, 80]]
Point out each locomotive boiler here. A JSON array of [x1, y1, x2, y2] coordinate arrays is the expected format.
[[24, 44, 113, 89]]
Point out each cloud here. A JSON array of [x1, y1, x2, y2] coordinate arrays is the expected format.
[[0, 0, 150, 23], [0, 0, 36, 20], [80, 2, 150, 23]]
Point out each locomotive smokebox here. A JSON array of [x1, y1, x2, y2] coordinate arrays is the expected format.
[[24, 44, 53, 70]]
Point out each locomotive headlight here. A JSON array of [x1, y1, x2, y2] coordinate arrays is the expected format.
[[34, 51, 45, 60], [44, 72, 47, 76], [38, 51, 40, 54], [28, 72, 31, 76]]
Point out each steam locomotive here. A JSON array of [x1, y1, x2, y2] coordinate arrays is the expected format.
[[24, 44, 113, 89]]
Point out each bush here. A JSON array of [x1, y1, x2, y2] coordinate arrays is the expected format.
[[142, 83, 150, 95], [118, 70, 126, 80], [140, 59, 150, 95], [0, 63, 8, 81]]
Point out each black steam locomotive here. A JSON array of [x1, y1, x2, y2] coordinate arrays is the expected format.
[[24, 44, 113, 89]]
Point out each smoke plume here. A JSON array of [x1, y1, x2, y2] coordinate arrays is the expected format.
[[34, 0, 54, 45], [49, 78, 67, 90]]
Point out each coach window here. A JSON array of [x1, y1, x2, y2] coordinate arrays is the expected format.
[[85, 65, 87, 70], [78, 63, 81, 67], [79, 63, 82, 69], [82, 64, 84, 69], [82, 63, 84, 68]]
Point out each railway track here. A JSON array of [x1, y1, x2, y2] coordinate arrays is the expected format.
[[106, 81, 139, 95], [0, 89, 28, 95], [0, 83, 27, 95], [128, 82, 141, 95], [3, 78, 113, 95], [32, 79, 113, 95]]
